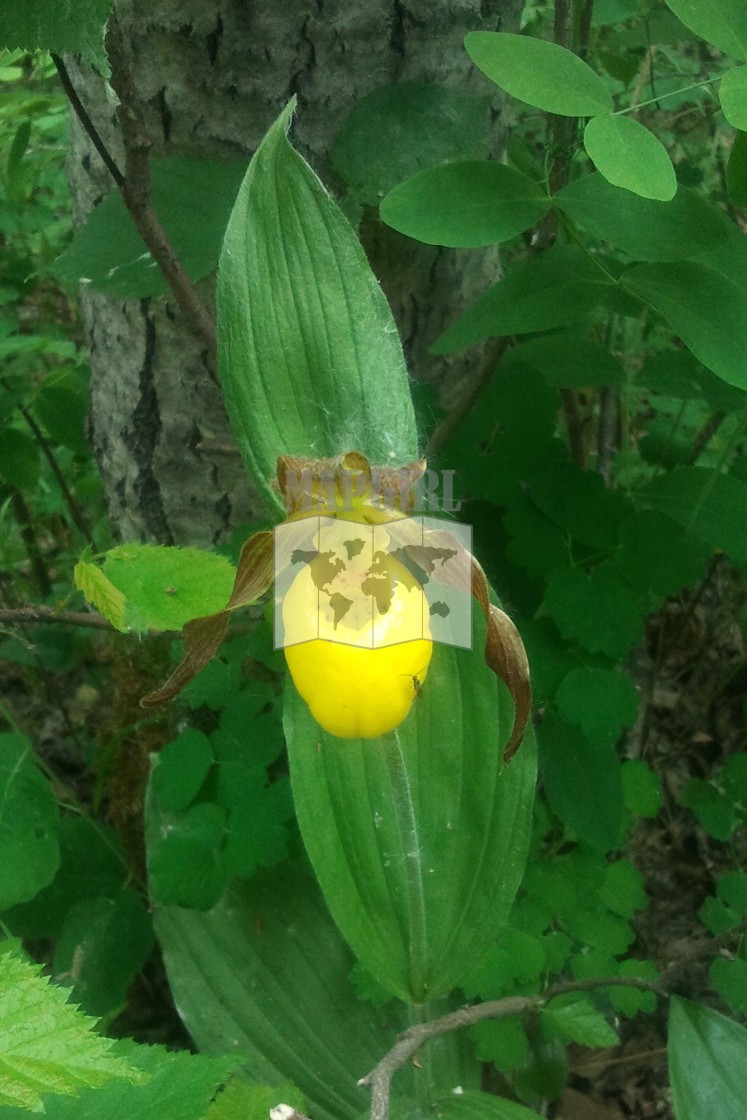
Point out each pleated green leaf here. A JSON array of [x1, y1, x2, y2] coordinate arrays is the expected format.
[[430, 1090, 544, 1120], [217, 99, 418, 516], [669, 997, 747, 1119], [284, 615, 537, 1004], [380, 161, 550, 247], [152, 861, 407, 1120]]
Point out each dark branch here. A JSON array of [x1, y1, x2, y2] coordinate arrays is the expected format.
[[358, 974, 667, 1120], [52, 53, 125, 185], [105, 15, 217, 358], [0, 606, 114, 631]]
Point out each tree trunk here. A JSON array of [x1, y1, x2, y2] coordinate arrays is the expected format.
[[65, 0, 522, 544]]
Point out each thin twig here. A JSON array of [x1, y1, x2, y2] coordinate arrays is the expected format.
[[426, 338, 509, 459], [0, 605, 113, 630], [14, 398, 94, 546], [8, 491, 52, 599], [358, 975, 666, 1120], [687, 410, 726, 465], [105, 15, 217, 358], [597, 384, 617, 484], [51, 53, 125, 185]]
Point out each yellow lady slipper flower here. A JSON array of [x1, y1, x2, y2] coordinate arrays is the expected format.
[[280, 515, 432, 738]]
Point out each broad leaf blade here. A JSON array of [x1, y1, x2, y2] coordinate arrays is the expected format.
[[55, 158, 247, 298], [284, 613, 537, 1004], [555, 174, 728, 261], [465, 32, 612, 117], [583, 115, 677, 201], [663, 1, 747, 61], [538, 712, 623, 853], [720, 67, 747, 130], [0, 732, 59, 910], [431, 245, 610, 355], [622, 261, 747, 390], [218, 100, 418, 514], [669, 997, 747, 1119], [0, 0, 113, 72], [380, 161, 549, 247], [331, 82, 490, 206], [642, 467, 747, 565], [152, 862, 408, 1120]]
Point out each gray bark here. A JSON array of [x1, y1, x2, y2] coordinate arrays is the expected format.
[[66, 0, 523, 544]]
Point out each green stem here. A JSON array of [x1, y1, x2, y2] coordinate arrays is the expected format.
[[615, 76, 718, 116]]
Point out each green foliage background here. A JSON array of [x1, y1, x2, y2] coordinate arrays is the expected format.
[[2, 2, 747, 1119]]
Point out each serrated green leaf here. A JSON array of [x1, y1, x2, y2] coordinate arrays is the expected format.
[[663, 0, 747, 61], [4, 816, 127, 940], [54, 157, 247, 298], [0, 427, 39, 490], [203, 1077, 307, 1120], [465, 32, 612, 116], [680, 778, 738, 841], [468, 1016, 529, 1071], [218, 99, 418, 515], [26, 1042, 238, 1120], [518, 620, 579, 706], [716, 871, 747, 914], [331, 82, 490, 206], [642, 467, 747, 565], [74, 560, 127, 632], [542, 563, 645, 659], [0, 950, 143, 1110], [503, 496, 570, 578], [538, 711, 623, 852], [529, 463, 632, 550], [101, 543, 236, 633], [52, 890, 154, 1017], [614, 510, 711, 599], [669, 997, 747, 1120], [285, 612, 537, 1003], [432, 244, 610, 355], [710, 957, 747, 1016], [0, 0, 113, 72], [0, 732, 60, 910], [600, 859, 647, 918], [609, 960, 658, 1016], [555, 667, 639, 748], [555, 174, 728, 260], [622, 261, 747, 390], [152, 730, 214, 813], [543, 995, 619, 1048], [380, 161, 549, 247], [699, 895, 741, 935], [584, 114, 677, 201], [148, 801, 227, 911], [621, 760, 663, 818]]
